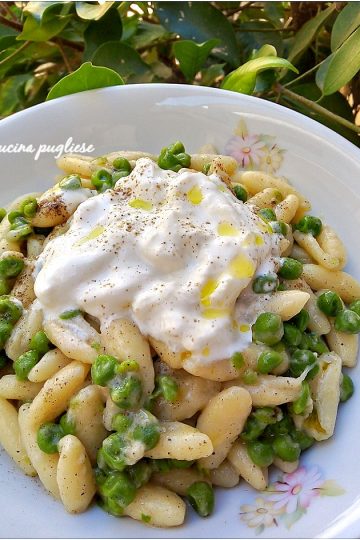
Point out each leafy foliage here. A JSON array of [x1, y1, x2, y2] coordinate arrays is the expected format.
[[0, 1, 359, 145]]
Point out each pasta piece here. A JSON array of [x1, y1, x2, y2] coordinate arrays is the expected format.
[[106, 150, 157, 164], [101, 318, 154, 396], [0, 397, 36, 476], [11, 260, 35, 308], [152, 468, 209, 496], [326, 320, 358, 367], [293, 228, 346, 271], [103, 393, 120, 431], [18, 403, 60, 499], [302, 264, 360, 303], [153, 359, 221, 421], [27, 361, 90, 427], [0, 375, 43, 400], [66, 385, 107, 463], [290, 243, 314, 264], [263, 290, 310, 321], [273, 457, 299, 474], [31, 189, 72, 228], [197, 386, 252, 469], [56, 154, 96, 178], [124, 484, 186, 527], [5, 299, 43, 361], [182, 356, 239, 382], [247, 188, 283, 209], [303, 352, 342, 441], [43, 316, 101, 364], [26, 234, 46, 258], [190, 154, 237, 177], [57, 435, 96, 513], [28, 348, 71, 383], [149, 338, 183, 369], [209, 460, 240, 488], [224, 375, 302, 407], [275, 194, 299, 223], [227, 440, 268, 491], [145, 421, 213, 461]]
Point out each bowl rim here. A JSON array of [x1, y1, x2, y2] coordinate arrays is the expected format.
[[0, 83, 359, 163]]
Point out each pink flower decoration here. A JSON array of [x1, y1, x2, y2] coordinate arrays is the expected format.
[[268, 466, 323, 514], [225, 134, 265, 168]]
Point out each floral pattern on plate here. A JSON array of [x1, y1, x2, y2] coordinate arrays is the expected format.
[[240, 464, 345, 535], [224, 119, 284, 173]]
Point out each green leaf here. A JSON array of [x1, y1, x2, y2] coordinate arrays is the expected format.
[[76, 1, 115, 20], [0, 74, 30, 117], [84, 7, 122, 61], [315, 55, 333, 93], [263, 2, 286, 28], [121, 15, 139, 42], [236, 21, 284, 61], [251, 44, 277, 59], [288, 5, 335, 63], [18, 2, 72, 42], [322, 27, 360, 95], [173, 39, 219, 81], [331, 2, 360, 51], [155, 2, 239, 66], [200, 63, 225, 86], [222, 56, 298, 94], [92, 41, 149, 80], [131, 22, 169, 50], [280, 506, 306, 529], [47, 62, 124, 101], [320, 480, 345, 497]]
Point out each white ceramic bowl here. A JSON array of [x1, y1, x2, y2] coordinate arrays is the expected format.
[[0, 84, 359, 539]]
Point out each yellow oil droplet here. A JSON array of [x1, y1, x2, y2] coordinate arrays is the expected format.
[[232, 319, 239, 331], [255, 234, 264, 246], [129, 199, 153, 211], [202, 308, 229, 319], [229, 254, 255, 279], [217, 222, 239, 236], [75, 225, 104, 246], [202, 347, 210, 357], [200, 279, 219, 307], [187, 185, 203, 205], [239, 324, 250, 333], [180, 351, 192, 361]]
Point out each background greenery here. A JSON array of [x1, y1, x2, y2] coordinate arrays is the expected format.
[[0, 1, 360, 145]]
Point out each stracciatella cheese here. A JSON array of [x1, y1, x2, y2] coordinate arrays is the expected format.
[[34, 158, 281, 363]]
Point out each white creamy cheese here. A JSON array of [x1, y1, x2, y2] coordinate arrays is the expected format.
[[34, 158, 281, 363]]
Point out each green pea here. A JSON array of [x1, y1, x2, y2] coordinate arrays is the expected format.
[[59, 309, 82, 321], [113, 157, 131, 173], [252, 274, 279, 294], [270, 221, 287, 236], [291, 381, 310, 415], [291, 430, 314, 451], [233, 185, 248, 202], [349, 299, 360, 317], [117, 359, 139, 374], [0, 352, 8, 369], [247, 440, 274, 467], [252, 312, 284, 346], [128, 460, 153, 489], [98, 470, 136, 508], [14, 350, 40, 380], [0, 320, 13, 348], [258, 208, 276, 222], [231, 351, 244, 370], [112, 170, 129, 182], [272, 434, 300, 462], [278, 258, 303, 280], [91, 169, 114, 192], [110, 374, 143, 409], [171, 459, 195, 469], [0, 257, 24, 278], [290, 349, 318, 379], [340, 373, 354, 402], [91, 354, 118, 386], [59, 413, 76, 435], [156, 375, 179, 403], [20, 197, 38, 217], [283, 323, 302, 347], [242, 369, 258, 385], [111, 412, 133, 433], [335, 309, 360, 334], [317, 291, 343, 317], [257, 350, 282, 374], [295, 215, 322, 236], [131, 410, 160, 450], [301, 332, 328, 354], [7, 220, 33, 240], [291, 309, 310, 332], [158, 141, 191, 172], [8, 211, 22, 224], [241, 407, 278, 442], [186, 481, 214, 518], [0, 297, 22, 323], [263, 415, 294, 440], [29, 330, 50, 356], [0, 278, 11, 296], [37, 422, 64, 453], [100, 496, 125, 516], [0, 208, 6, 222], [101, 433, 127, 471]]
